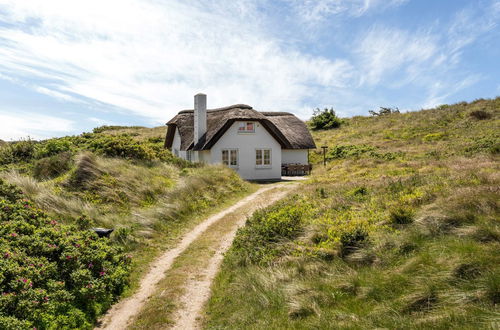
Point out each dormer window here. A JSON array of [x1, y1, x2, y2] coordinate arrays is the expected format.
[[238, 122, 255, 133]]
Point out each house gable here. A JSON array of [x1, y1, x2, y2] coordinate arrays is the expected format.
[[165, 104, 315, 152]]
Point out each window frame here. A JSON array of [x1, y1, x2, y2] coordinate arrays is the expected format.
[[237, 121, 255, 133], [222, 149, 239, 168], [255, 148, 272, 168]]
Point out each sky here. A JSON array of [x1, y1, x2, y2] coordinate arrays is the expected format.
[[0, 0, 499, 140]]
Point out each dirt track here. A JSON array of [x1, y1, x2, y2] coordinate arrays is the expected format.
[[96, 182, 296, 330]]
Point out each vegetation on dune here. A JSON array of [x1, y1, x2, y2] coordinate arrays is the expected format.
[[0, 179, 131, 329], [0, 125, 252, 328], [309, 108, 343, 130], [204, 98, 499, 329]]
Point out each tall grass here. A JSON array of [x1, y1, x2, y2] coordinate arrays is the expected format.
[[204, 98, 500, 329]]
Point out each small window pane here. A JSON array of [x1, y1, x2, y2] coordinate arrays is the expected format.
[[222, 150, 229, 165], [247, 122, 254, 131], [256, 149, 262, 165], [238, 122, 245, 131], [230, 150, 238, 166], [264, 149, 271, 165]]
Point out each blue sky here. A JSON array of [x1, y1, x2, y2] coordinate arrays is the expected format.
[[0, 0, 499, 140]]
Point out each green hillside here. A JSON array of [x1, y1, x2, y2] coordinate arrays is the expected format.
[[0, 126, 252, 328], [205, 98, 500, 329]]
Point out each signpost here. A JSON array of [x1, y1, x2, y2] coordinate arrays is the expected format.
[[321, 145, 328, 166]]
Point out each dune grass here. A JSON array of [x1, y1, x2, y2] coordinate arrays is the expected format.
[[0, 126, 254, 327], [203, 98, 499, 329]]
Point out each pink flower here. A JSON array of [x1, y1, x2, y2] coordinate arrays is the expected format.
[[99, 271, 106, 276], [88, 263, 93, 268], [3, 252, 10, 258], [10, 233, 17, 237], [50, 220, 57, 225], [66, 256, 72, 260]]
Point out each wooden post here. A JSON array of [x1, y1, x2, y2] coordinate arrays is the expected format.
[[321, 146, 328, 166]]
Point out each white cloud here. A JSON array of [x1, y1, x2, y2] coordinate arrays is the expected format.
[[0, 111, 75, 140], [0, 0, 355, 125], [356, 26, 438, 86], [289, 0, 408, 22]]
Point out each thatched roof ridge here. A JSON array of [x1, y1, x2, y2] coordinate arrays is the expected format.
[[178, 104, 253, 114], [165, 105, 315, 151]]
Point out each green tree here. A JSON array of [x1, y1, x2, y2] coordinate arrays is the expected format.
[[310, 108, 342, 130]]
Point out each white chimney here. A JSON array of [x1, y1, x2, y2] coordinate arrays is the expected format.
[[194, 93, 207, 146]]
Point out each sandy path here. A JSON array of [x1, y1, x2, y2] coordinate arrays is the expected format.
[[170, 186, 295, 330], [96, 183, 294, 330]]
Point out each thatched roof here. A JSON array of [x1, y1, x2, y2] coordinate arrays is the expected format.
[[165, 104, 315, 151]]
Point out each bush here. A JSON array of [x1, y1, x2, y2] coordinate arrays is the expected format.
[[310, 108, 342, 130], [35, 139, 73, 159], [369, 107, 400, 116], [230, 197, 310, 265], [389, 206, 415, 225], [328, 144, 376, 159], [87, 135, 156, 160], [0, 139, 36, 165], [469, 110, 492, 120], [0, 178, 131, 328], [33, 152, 73, 179]]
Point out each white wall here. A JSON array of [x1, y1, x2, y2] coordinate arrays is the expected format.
[[282, 149, 308, 164], [171, 127, 188, 160], [210, 121, 281, 180]]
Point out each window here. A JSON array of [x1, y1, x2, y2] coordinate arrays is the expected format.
[[238, 122, 255, 133], [222, 149, 238, 167], [256, 149, 271, 167], [186, 150, 193, 162]]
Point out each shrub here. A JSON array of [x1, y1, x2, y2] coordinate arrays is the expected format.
[[87, 135, 157, 160], [369, 107, 400, 116], [33, 152, 73, 179], [230, 197, 310, 265], [0, 178, 131, 328], [469, 110, 492, 120], [92, 126, 143, 133], [423, 132, 446, 142], [390, 206, 415, 225], [310, 108, 342, 130], [0, 139, 36, 165], [35, 138, 73, 159], [328, 144, 376, 159], [339, 227, 368, 256]]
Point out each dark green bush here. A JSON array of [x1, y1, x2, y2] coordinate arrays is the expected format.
[[33, 152, 73, 179], [0, 179, 131, 328], [469, 110, 491, 120], [310, 108, 342, 130], [389, 206, 415, 225], [0, 139, 36, 165], [339, 227, 368, 256], [230, 197, 310, 265], [328, 144, 376, 159], [87, 135, 156, 160], [35, 138, 73, 159], [92, 125, 143, 133], [369, 107, 400, 116]]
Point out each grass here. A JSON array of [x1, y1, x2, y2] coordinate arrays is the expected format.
[[203, 98, 500, 329], [129, 185, 287, 329], [0, 125, 254, 326]]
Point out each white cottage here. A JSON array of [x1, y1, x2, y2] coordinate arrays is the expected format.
[[164, 94, 316, 180]]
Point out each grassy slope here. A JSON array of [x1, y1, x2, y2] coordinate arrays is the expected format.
[[204, 98, 500, 329], [0, 126, 253, 324]]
